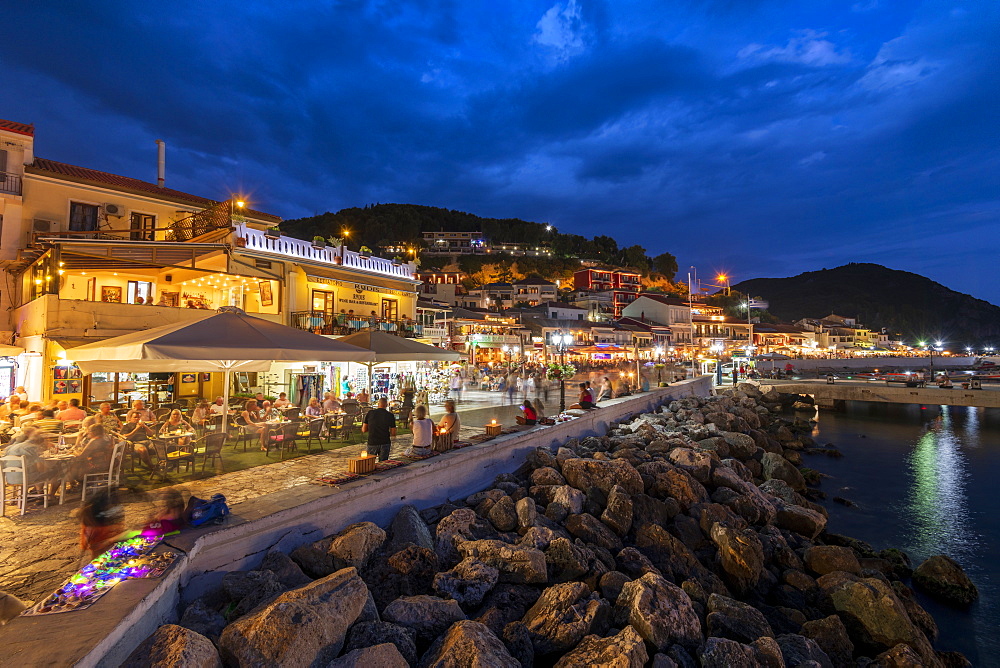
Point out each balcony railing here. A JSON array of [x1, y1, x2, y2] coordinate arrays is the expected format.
[[237, 224, 415, 280], [291, 311, 422, 338], [0, 171, 22, 196]]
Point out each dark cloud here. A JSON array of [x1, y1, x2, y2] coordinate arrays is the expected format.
[[5, 0, 999, 303]]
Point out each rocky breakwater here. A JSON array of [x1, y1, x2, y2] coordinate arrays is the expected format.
[[123, 384, 973, 667]]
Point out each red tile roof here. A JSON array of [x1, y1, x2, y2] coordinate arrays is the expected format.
[[25, 157, 280, 222], [0, 119, 34, 137]]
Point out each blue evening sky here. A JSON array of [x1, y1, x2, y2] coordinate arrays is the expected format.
[[5, 1, 999, 301]]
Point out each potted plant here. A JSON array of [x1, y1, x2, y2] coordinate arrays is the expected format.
[[359, 245, 373, 258], [265, 226, 282, 239], [312, 235, 327, 249], [392, 255, 402, 265], [235, 236, 247, 248]]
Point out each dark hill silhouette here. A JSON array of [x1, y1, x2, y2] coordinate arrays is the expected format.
[[731, 263, 1000, 344]]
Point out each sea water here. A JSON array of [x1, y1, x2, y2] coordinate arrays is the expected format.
[[805, 401, 1000, 664]]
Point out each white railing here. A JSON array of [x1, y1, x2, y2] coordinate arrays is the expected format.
[[236, 224, 416, 280]]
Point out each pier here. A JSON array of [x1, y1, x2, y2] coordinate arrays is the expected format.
[[770, 378, 1000, 410]]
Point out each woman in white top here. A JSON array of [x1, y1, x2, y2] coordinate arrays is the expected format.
[[406, 405, 434, 457]]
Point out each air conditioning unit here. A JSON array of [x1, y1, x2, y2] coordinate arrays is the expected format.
[[32, 219, 58, 233], [103, 203, 126, 217]]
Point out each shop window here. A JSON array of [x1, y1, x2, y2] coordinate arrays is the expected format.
[[127, 280, 153, 305], [69, 201, 99, 232]]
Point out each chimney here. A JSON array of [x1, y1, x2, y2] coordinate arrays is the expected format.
[[156, 139, 165, 187]]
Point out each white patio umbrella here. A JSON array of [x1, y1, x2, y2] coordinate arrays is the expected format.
[[334, 330, 461, 394], [69, 309, 375, 431]]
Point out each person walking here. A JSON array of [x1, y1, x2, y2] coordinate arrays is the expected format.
[[362, 397, 397, 462], [449, 371, 463, 404]]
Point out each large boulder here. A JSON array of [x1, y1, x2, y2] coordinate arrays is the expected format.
[[634, 523, 725, 594], [638, 463, 709, 510], [565, 513, 623, 552], [709, 522, 765, 595], [329, 643, 408, 668], [553, 626, 649, 668], [388, 504, 435, 553], [705, 593, 773, 645], [720, 432, 757, 460], [912, 555, 979, 606], [343, 621, 418, 667], [601, 485, 634, 536], [488, 496, 519, 532], [436, 508, 480, 564], [419, 620, 520, 668], [178, 598, 227, 641], [774, 501, 826, 539], [775, 634, 833, 668], [561, 457, 644, 496], [818, 572, 939, 665], [433, 558, 499, 608], [260, 550, 313, 588], [290, 536, 338, 579], [383, 595, 467, 644], [122, 625, 221, 668], [617, 572, 702, 652], [800, 615, 855, 667], [698, 637, 758, 667], [552, 485, 586, 514], [329, 522, 387, 570], [458, 539, 548, 584], [219, 567, 369, 667], [522, 582, 610, 655], [761, 452, 806, 492], [667, 448, 713, 483], [804, 545, 862, 576]]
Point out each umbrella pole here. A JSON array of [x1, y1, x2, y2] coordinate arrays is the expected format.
[[368, 362, 374, 398], [222, 368, 231, 435]]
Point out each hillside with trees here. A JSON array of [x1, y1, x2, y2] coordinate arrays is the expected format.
[[732, 263, 1000, 345], [280, 203, 680, 284]]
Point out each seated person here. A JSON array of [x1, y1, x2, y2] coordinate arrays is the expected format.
[[191, 400, 212, 427], [569, 383, 596, 410], [322, 392, 341, 413], [239, 399, 268, 447], [126, 400, 155, 423], [405, 405, 434, 457], [534, 399, 548, 422], [57, 398, 87, 422], [209, 396, 227, 415], [1, 427, 57, 485], [259, 400, 278, 420], [516, 399, 538, 426], [356, 389, 370, 404], [159, 409, 194, 447], [305, 397, 324, 417], [141, 490, 187, 537], [120, 413, 156, 468], [69, 424, 114, 481], [434, 400, 461, 452], [0, 396, 20, 420], [79, 493, 126, 559], [273, 392, 292, 409], [32, 409, 63, 434]]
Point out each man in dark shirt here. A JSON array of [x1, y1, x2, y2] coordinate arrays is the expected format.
[[362, 397, 396, 461]]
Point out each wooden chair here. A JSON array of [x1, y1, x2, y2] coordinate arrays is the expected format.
[[232, 416, 256, 452], [263, 423, 299, 460], [193, 433, 226, 472], [0, 455, 48, 516], [81, 441, 127, 502]]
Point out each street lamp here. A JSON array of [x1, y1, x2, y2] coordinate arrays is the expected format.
[[554, 332, 573, 411], [716, 274, 730, 296], [918, 340, 943, 382], [654, 346, 664, 384]]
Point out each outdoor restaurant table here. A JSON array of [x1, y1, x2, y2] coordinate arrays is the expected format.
[[158, 431, 195, 452]]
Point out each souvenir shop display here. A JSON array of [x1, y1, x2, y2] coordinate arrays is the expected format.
[[22, 535, 178, 616]]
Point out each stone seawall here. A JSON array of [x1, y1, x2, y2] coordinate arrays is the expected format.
[[0, 377, 711, 668]]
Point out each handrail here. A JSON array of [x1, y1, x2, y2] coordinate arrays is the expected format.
[[236, 224, 416, 280], [290, 311, 422, 337], [0, 171, 22, 196]]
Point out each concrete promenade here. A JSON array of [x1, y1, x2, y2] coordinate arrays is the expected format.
[[770, 378, 1000, 409], [0, 377, 711, 667]]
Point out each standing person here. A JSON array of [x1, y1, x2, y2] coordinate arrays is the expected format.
[[362, 397, 397, 462], [506, 372, 517, 405], [12, 386, 28, 402], [435, 400, 461, 452], [449, 371, 463, 404], [405, 405, 434, 457]]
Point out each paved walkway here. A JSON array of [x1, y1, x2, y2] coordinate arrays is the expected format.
[[0, 402, 523, 604]]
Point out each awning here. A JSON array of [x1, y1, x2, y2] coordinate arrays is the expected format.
[[0, 344, 23, 356]]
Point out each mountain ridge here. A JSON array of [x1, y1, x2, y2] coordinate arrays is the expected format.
[[731, 263, 1000, 345]]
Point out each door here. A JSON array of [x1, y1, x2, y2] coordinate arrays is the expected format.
[[129, 212, 156, 240], [127, 280, 153, 305], [381, 298, 398, 322], [69, 202, 99, 232]]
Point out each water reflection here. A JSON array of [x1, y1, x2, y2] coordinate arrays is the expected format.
[[902, 407, 978, 560]]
